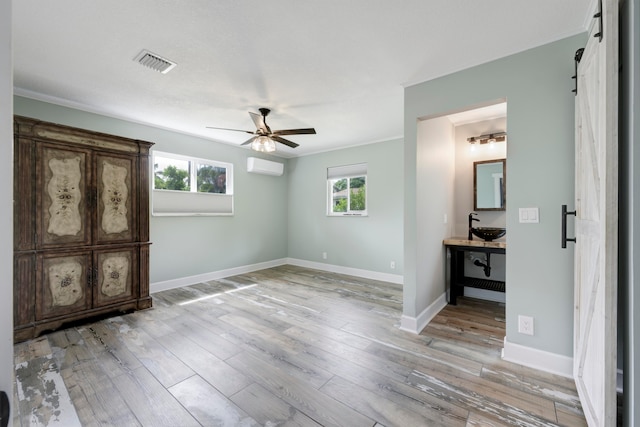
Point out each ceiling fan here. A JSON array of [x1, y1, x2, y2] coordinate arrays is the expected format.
[[207, 108, 316, 152]]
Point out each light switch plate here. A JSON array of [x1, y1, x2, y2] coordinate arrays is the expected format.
[[519, 207, 539, 223]]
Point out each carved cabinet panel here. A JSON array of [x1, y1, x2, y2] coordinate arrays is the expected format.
[[93, 247, 137, 307], [96, 153, 137, 244], [13, 116, 153, 342], [36, 251, 92, 320], [35, 248, 138, 321], [37, 143, 92, 248]]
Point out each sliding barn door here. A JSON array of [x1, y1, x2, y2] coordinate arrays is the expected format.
[[573, 1, 618, 426]]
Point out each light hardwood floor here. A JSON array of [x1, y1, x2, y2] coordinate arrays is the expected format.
[[13, 265, 587, 426]]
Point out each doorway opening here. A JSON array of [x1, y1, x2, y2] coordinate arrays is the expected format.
[[414, 99, 507, 331], [439, 102, 508, 305]]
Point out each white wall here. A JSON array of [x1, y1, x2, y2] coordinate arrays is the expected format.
[[0, 0, 13, 409], [401, 117, 455, 325]]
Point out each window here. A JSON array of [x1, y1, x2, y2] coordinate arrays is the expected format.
[[154, 153, 230, 194], [327, 163, 367, 216], [152, 151, 233, 216]]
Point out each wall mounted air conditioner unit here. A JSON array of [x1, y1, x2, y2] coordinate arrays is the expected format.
[[247, 157, 284, 176]]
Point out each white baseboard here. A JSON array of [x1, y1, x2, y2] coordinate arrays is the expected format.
[[150, 258, 288, 293], [151, 258, 404, 293], [285, 258, 404, 285], [399, 292, 448, 334], [502, 337, 573, 378]]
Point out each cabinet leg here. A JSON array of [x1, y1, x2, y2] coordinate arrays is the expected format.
[[137, 296, 153, 310], [450, 249, 458, 305], [450, 249, 466, 306]]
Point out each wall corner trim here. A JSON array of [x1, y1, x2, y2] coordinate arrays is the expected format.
[[502, 337, 574, 378], [285, 258, 404, 285], [399, 292, 447, 334], [150, 257, 404, 294]]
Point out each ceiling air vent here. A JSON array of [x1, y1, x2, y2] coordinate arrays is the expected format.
[[134, 50, 177, 74]]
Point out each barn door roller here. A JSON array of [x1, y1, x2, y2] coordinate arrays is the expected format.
[[593, 0, 603, 42]]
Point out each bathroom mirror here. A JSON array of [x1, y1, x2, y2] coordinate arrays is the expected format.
[[474, 158, 506, 211]]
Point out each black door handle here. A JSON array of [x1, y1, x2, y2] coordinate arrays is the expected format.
[[562, 204, 577, 248]]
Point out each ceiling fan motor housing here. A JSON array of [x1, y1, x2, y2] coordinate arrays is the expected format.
[[206, 108, 315, 149]]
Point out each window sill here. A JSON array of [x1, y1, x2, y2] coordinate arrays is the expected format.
[[327, 213, 368, 217]]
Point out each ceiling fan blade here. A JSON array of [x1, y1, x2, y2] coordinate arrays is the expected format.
[[249, 112, 269, 133], [272, 128, 316, 136], [206, 126, 255, 134], [271, 135, 299, 148], [241, 136, 258, 146]]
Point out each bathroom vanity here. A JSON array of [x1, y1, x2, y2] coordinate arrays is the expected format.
[[443, 238, 506, 305]]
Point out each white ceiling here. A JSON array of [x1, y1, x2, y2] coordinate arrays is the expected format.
[[12, 1, 592, 157], [446, 102, 508, 127]]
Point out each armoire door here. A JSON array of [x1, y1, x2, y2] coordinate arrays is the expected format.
[[36, 143, 92, 249], [93, 247, 137, 307], [95, 153, 137, 244], [36, 251, 92, 320]]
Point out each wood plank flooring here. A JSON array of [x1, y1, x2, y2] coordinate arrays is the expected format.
[[13, 265, 587, 426]]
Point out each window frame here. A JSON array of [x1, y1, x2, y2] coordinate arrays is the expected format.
[[151, 151, 234, 216], [326, 163, 368, 217], [153, 151, 233, 195]]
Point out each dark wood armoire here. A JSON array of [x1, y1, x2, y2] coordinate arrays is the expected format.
[[13, 116, 153, 342]]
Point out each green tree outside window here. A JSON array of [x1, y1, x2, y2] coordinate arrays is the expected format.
[[330, 176, 366, 214], [154, 164, 189, 191]]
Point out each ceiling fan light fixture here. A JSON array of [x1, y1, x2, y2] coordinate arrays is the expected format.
[[207, 108, 315, 151], [251, 136, 276, 153]]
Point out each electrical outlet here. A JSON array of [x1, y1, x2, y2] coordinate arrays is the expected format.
[[390, 261, 396, 269], [518, 315, 534, 335], [322, 252, 327, 260]]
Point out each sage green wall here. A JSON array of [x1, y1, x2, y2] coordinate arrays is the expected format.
[[287, 139, 404, 274], [13, 96, 289, 283], [404, 34, 586, 356], [1, 0, 13, 407]]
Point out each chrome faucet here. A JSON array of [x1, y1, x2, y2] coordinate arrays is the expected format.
[[468, 212, 479, 239]]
